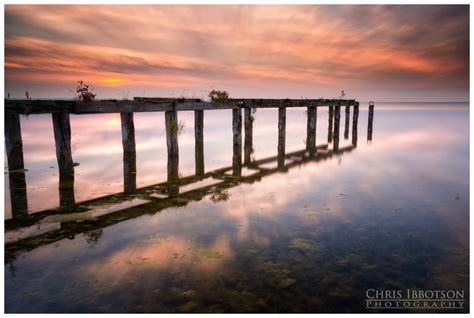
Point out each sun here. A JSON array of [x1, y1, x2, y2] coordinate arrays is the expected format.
[[99, 77, 126, 86]]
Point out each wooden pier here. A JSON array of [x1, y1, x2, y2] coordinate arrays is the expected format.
[[4, 96, 377, 258], [4, 97, 374, 219]]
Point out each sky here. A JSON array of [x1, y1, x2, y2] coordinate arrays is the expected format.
[[4, 5, 470, 102]]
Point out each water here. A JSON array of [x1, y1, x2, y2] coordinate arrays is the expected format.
[[4, 103, 469, 313]]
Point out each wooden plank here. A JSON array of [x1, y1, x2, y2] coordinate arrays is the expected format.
[[165, 109, 179, 157], [5, 111, 24, 171], [194, 110, 204, 176], [6, 98, 358, 115], [327, 106, 334, 143], [368, 102, 374, 143]]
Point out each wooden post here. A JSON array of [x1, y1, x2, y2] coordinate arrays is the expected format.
[[278, 106, 286, 169], [352, 102, 359, 146], [52, 112, 74, 174], [52, 112, 75, 208], [8, 170, 28, 218], [244, 105, 254, 165], [333, 104, 341, 151], [194, 110, 205, 176], [165, 108, 179, 157], [344, 102, 350, 140], [306, 105, 317, 157], [368, 102, 374, 143], [327, 106, 334, 143], [232, 107, 242, 176], [121, 112, 136, 193], [5, 111, 25, 172]]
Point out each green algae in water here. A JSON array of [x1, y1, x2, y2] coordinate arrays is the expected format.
[[289, 239, 323, 252], [189, 247, 223, 259], [40, 211, 94, 224]]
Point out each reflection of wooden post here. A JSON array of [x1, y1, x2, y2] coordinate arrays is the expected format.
[[278, 106, 286, 169], [333, 105, 341, 151], [9, 171, 28, 218], [52, 112, 74, 174], [5, 111, 24, 171], [52, 112, 75, 208], [167, 155, 179, 197], [352, 103, 359, 146], [232, 107, 242, 176], [121, 112, 136, 193], [165, 108, 179, 157], [327, 106, 334, 143], [244, 105, 253, 165], [194, 110, 204, 176], [368, 102, 374, 143], [344, 102, 350, 140], [306, 105, 317, 157], [59, 171, 75, 208]]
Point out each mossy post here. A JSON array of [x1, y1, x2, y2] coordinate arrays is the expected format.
[[232, 106, 242, 176], [352, 102, 359, 146], [368, 101, 374, 143], [333, 103, 341, 151], [327, 106, 334, 143], [121, 112, 136, 193], [52, 112, 75, 208], [244, 102, 254, 165], [194, 110, 204, 176], [5, 111, 24, 171], [306, 105, 317, 157], [344, 101, 350, 140], [278, 105, 286, 169]]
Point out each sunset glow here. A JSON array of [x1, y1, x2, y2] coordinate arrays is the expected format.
[[5, 5, 469, 101]]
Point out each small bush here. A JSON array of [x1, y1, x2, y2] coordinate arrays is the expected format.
[[76, 81, 97, 103], [209, 90, 229, 102]]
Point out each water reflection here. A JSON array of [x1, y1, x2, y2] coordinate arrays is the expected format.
[[4, 104, 470, 313]]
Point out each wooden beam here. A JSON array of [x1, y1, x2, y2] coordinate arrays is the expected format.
[[6, 98, 359, 115], [368, 102, 374, 143], [165, 109, 179, 157], [327, 106, 334, 143], [352, 103, 359, 146], [344, 102, 350, 140]]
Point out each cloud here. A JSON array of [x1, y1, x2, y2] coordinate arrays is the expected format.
[[5, 5, 469, 101]]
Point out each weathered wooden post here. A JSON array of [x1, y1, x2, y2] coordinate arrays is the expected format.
[[368, 101, 374, 143], [165, 107, 179, 157], [165, 107, 180, 197], [194, 110, 204, 176], [278, 105, 286, 169], [333, 103, 341, 151], [8, 171, 28, 218], [121, 112, 136, 193], [5, 110, 28, 217], [352, 102, 359, 146], [52, 112, 75, 208], [244, 103, 254, 165], [306, 104, 317, 157], [232, 106, 242, 176], [327, 106, 334, 143], [344, 101, 350, 140], [5, 111, 25, 172]]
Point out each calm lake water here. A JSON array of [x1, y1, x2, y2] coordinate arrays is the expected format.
[[4, 103, 469, 313]]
